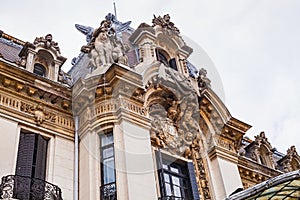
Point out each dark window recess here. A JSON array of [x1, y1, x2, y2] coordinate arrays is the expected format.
[[14, 132, 48, 199], [156, 50, 178, 71], [169, 58, 178, 71], [157, 51, 169, 66], [33, 63, 46, 77], [100, 132, 117, 200], [157, 151, 200, 200]]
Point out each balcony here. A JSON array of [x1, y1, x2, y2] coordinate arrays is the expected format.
[[0, 175, 63, 200], [100, 182, 116, 200], [158, 197, 185, 200]]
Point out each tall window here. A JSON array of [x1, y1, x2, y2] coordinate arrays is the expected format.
[[157, 152, 200, 200], [16, 132, 48, 179], [33, 63, 46, 77], [14, 131, 48, 199], [100, 132, 116, 200]]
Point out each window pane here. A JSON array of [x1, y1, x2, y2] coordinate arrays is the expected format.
[[164, 173, 170, 183], [33, 64, 46, 77], [103, 158, 115, 184], [165, 183, 172, 196], [162, 164, 168, 170], [172, 176, 180, 186], [174, 186, 182, 197], [103, 147, 114, 158], [170, 166, 179, 173], [101, 134, 113, 146]]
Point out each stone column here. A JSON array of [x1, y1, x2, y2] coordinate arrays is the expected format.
[[25, 49, 36, 72], [114, 119, 158, 200], [207, 147, 243, 199]]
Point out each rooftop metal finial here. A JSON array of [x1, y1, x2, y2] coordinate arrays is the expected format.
[[113, 2, 117, 20]]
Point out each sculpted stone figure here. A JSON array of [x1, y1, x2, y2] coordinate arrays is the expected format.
[[152, 14, 180, 34], [81, 18, 129, 68]]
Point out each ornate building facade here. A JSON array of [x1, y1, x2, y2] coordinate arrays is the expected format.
[[0, 13, 299, 200]]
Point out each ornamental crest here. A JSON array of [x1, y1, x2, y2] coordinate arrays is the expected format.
[[148, 67, 201, 158], [152, 14, 180, 35]]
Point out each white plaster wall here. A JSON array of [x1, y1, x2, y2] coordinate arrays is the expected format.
[[218, 157, 243, 195], [79, 131, 100, 200], [208, 157, 226, 200], [208, 156, 243, 199], [115, 120, 158, 200], [52, 137, 75, 200], [0, 117, 19, 178]]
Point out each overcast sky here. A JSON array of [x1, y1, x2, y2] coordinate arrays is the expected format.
[[1, 0, 299, 153]]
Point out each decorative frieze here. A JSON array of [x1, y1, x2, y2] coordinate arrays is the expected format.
[[0, 91, 73, 130]]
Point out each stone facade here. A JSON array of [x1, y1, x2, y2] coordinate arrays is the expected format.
[[0, 13, 299, 200]]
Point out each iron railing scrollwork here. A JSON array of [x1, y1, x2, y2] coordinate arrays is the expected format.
[[158, 196, 185, 200], [100, 182, 116, 200], [0, 175, 63, 200]]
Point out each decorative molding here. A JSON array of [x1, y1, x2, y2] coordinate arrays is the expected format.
[[0, 89, 73, 134], [34, 34, 61, 54], [152, 14, 180, 35]]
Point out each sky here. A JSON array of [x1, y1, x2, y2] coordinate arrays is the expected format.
[[1, 0, 300, 153]]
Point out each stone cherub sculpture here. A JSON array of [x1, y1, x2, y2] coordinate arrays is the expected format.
[[80, 18, 129, 68]]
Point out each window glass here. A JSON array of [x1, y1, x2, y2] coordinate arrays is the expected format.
[[158, 154, 193, 199], [165, 183, 172, 196], [170, 166, 179, 173], [164, 174, 170, 183], [100, 132, 115, 185], [174, 186, 182, 197], [172, 176, 180, 186], [103, 147, 114, 158], [33, 64, 46, 77], [103, 158, 115, 184], [101, 134, 113, 146]]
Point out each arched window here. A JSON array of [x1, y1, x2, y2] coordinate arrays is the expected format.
[[259, 155, 266, 165], [33, 63, 46, 77], [156, 49, 178, 71], [157, 51, 169, 66]]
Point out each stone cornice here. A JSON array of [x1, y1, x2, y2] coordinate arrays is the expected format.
[[238, 156, 281, 178], [208, 145, 239, 163], [0, 60, 74, 137]]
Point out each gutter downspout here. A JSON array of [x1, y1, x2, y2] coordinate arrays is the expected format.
[[74, 115, 79, 200]]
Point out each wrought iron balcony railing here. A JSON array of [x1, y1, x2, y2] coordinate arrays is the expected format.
[[100, 182, 116, 200], [158, 196, 185, 200], [0, 175, 63, 200]]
